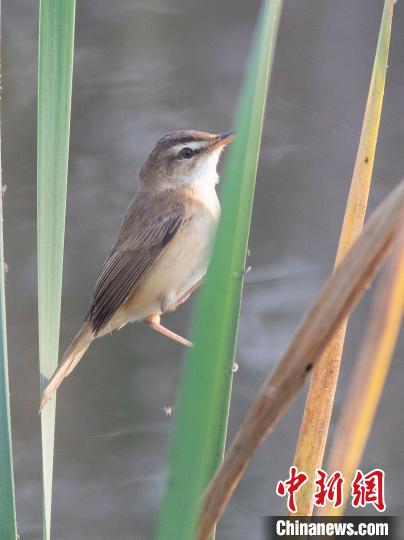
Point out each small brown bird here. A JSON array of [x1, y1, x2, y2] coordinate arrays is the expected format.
[[40, 129, 234, 410]]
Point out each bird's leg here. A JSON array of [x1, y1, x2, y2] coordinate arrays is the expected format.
[[145, 314, 193, 347], [175, 276, 204, 307]]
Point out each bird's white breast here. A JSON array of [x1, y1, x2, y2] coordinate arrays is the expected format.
[[156, 184, 220, 309], [123, 184, 220, 321]]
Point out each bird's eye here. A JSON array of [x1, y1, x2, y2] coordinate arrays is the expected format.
[[178, 147, 194, 159]]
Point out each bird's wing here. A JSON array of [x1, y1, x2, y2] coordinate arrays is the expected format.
[[87, 189, 186, 334]]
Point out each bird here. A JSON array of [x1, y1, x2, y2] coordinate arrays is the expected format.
[[39, 129, 234, 411]]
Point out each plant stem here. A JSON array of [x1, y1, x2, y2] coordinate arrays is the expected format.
[[290, 0, 395, 516], [318, 240, 403, 516], [0, 0, 18, 533], [197, 180, 404, 540]]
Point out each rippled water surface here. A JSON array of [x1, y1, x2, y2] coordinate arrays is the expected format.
[[4, 1, 404, 538]]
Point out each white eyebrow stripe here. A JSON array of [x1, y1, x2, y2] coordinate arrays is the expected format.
[[170, 141, 206, 153]]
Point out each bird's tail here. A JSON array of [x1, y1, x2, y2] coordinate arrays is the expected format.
[[39, 322, 94, 411]]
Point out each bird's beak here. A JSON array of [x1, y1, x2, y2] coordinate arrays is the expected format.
[[208, 130, 235, 151]]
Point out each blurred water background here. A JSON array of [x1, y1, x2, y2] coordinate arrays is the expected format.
[[3, 0, 404, 538]]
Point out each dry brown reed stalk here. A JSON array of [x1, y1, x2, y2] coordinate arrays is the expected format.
[[196, 179, 404, 540], [317, 237, 403, 516], [290, 0, 395, 515]]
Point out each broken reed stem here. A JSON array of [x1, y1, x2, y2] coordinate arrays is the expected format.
[[290, 0, 395, 516], [196, 179, 404, 540], [318, 238, 404, 516]]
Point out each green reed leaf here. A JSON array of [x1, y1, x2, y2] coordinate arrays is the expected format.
[[37, 1, 76, 538], [155, 1, 283, 538], [0, 28, 18, 535]]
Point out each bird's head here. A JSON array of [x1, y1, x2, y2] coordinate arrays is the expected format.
[[139, 129, 234, 189]]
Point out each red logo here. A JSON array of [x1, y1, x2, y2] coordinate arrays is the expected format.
[[276, 466, 309, 513], [314, 468, 344, 508], [275, 467, 386, 513], [351, 469, 386, 512]]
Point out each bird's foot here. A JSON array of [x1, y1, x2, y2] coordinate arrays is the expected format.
[[145, 314, 193, 347]]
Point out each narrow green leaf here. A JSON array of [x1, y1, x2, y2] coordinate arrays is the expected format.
[[37, 2, 76, 539], [155, 1, 283, 538], [0, 210, 17, 540], [0, 17, 18, 535]]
